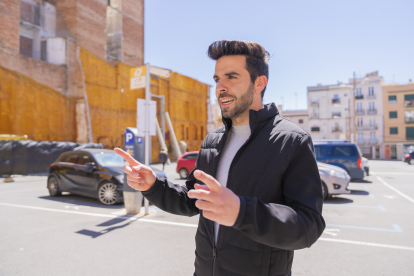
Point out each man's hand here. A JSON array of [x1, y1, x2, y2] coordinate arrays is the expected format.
[[188, 170, 240, 227], [114, 148, 157, 192]]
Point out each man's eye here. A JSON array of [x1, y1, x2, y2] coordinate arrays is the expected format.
[[228, 76, 236, 79], [214, 79, 219, 83]]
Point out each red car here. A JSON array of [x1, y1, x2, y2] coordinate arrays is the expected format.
[[176, 151, 198, 179]]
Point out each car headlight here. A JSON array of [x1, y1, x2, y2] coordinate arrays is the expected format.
[[115, 174, 124, 184], [329, 170, 346, 179]]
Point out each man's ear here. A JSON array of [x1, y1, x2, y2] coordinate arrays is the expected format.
[[255, 76, 268, 95]]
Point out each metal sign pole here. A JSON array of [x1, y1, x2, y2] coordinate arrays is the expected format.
[[144, 63, 150, 215]]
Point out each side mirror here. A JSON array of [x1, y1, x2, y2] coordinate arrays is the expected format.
[[85, 162, 96, 169]]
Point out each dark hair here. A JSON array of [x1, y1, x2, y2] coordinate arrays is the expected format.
[[207, 40, 270, 99]]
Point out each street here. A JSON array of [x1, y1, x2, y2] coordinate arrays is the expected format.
[[0, 160, 413, 276]]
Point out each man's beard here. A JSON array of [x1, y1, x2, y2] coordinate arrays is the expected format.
[[220, 83, 254, 120]]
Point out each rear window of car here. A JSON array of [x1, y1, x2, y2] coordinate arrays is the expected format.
[[184, 153, 198, 160], [330, 146, 358, 157], [314, 145, 326, 159], [61, 154, 79, 164]]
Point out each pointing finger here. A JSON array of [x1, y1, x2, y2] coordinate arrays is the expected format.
[[193, 170, 221, 192], [194, 184, 210, 191], [114, 148, 141, 167]]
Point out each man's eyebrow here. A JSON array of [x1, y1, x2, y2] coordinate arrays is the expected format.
[[224, 71, 240, 76]]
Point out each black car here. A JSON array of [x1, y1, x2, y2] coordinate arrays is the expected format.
[[47, 149, 167, 205], [404, 150, 414, 165]]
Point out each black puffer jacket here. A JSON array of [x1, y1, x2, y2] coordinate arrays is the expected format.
[[142, 103, 325, 276]]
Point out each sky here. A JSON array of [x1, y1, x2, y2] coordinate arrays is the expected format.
[[145, 0, 414, 110]]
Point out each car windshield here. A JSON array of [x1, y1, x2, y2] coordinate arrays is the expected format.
[[93, 152, 125, 167]]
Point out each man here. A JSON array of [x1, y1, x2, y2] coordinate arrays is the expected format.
[[115, 40, 325, 276]]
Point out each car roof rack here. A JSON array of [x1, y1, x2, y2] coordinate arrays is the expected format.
[[313, 139, 351, 143]]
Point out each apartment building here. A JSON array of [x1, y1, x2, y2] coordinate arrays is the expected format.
[[351, 71, 384, 159], [307, 83, 353, 141], [382, 80, 414, 160], [278, 105, 309, 133]]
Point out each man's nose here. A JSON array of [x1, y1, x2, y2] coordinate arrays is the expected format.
[[216, 80, 228, 94]]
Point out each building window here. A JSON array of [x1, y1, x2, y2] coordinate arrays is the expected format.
[[369, 102, 375, 110], [389, 111, 398, 119], [311, 127, 320, 132], [390, 127, 398, 135], [404, 94, 414, 107], [406, 127, 414, 140], [298, 119, 303, 124], [368, 87, 374, 96], [193, 125, 198, 140], [356, 103, 362, 111], [388, 95, 397, 103], [107, 0, 123, 61], [355, 88, 363, 99], [19, 0, 56, 61], [405, 110, 414, 124]]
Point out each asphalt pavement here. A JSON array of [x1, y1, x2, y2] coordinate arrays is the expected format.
[[0, 160, 413, 275]]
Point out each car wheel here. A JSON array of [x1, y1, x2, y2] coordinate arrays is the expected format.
[[48, 176, 62, 196], [410, 159, 414, 165], [179, 168, 189, 179], [98, 182, 119, 205], [321, 181, 328, 200]]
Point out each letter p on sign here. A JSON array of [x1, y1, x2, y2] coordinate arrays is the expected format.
[[126, 133, 133, 143]]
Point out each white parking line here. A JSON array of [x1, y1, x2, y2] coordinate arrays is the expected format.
[[0, 202, 197, 228], [2, 202, 413, 251], [319, 238, 414, 252], [372, 173, 414, 205], [0, 188, 46, 195], [326, 223, 403, 233], [371, 172, 414, 175]]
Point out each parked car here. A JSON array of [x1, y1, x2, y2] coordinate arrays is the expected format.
[[47, 149, 167, 205], [318, 162, 351, 199], [176, 151, 198, 179], [404, 150, 414, 164], [313, 140, 365, 181], [362, 157, 369, 176]]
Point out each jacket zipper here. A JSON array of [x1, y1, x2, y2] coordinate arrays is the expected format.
[[212, 129, 253, 275], [213, 246, 217, 276]]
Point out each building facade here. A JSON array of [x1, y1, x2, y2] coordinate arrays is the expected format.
[[0, 0, 210, 162], [307, 83, 353, 141], [351, 71, 385, 159], [382, 80, 414, 160], [278, 105, 309, 133]]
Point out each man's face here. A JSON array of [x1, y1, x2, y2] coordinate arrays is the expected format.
[[213, 55, 255, 120]]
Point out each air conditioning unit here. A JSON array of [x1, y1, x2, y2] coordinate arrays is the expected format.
[[41, 37, 66, 65]]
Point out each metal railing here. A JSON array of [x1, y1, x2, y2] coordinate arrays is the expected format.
[[332, 98, 340, 104], [404, 100, 414, 107], [332, 112, 341, 118], [355, 95, 364, 100], [310, 101, 319, 106], [356, 110, 364, 115], [332, 127, 342, 133], [367, 94, 376, 99], [357, 125, 378, 131], [405, 117, 414, 124], [367, 109, 377, 115], [310, 114, 319, 119]]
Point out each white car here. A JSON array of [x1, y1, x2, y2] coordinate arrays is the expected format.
[[362, 157, 369, 176], [318, 162, 351, 199]]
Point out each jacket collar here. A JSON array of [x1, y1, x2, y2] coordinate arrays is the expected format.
[[222, 102, 279, 134]]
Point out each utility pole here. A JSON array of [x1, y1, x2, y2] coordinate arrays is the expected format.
[[353, 72, 356, 143]]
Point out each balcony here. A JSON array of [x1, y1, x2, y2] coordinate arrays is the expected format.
[[367, 109, 377, 115], [356, 110, 364, 115], [367, 138, 377, 145], [310, 114, 319, 119], [332, 112, 341, 118], [357, 125, 378, 131], [405, 117, 414, 124], [332, 127, 342, 133], [404, 100, 414, 107], [367, 94, 376, 99], [355, 95, 364, 100], [310, 101, 319, 107], [332, 98, 341, 104]]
